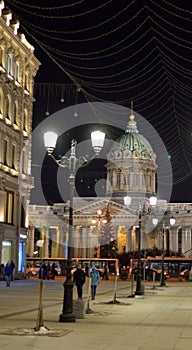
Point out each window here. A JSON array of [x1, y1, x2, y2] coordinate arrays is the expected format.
[[6, 95, 12, 121], [3, 139, 8, 165], [23, 109, 28, 132], [4, 191, 14, 224], [20, 197, 26, 228], [15, 62, 19, 82], [125, 174, 129, 186], [24, 72, 29, 91], [116, 172, 121, 187], [11, 144, 16, 169], [7, 55, 12, 76], [18, 241, 26, 272], [109, 172, 113, 186], [133, 174, 138, 186], [149, 174, 152, 187], [142, 174, 146, 187], [13, 101, 18, 124]]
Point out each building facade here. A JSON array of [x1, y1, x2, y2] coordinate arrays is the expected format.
[[0, 2, 40, 276], [28, 111, 192, 262]]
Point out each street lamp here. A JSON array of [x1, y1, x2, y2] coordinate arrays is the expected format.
[[44, 130, 105, 322], [124, 195, 157, 296], [160, 216, 176, 287]]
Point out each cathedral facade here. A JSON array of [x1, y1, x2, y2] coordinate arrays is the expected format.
[[28, 111, 192, 262]]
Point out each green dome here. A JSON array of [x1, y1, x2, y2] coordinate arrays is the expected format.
[[109, 114, 155, 162]]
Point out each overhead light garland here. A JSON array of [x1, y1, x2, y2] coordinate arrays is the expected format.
[[5, 0, 192, 188]]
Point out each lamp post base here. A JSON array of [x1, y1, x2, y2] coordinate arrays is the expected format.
[[135, 289, 144, 296], [59, 313, 76, 323], [59, 280, 76, 323], [135, 276, 144, 295]]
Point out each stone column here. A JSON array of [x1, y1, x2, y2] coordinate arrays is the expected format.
[[157, 228, 162, 251], [58, 226, 64, 258], [28, 226, 34, 257], [188, 228, 192, 256], [44, 226, 49, 258], [82, 227, 87, 258], [172, 227, 178, 253], [86, 227, 91, 258], [126, 227, 132, 252], [182, 227, 188, 255], [88, 226, 94, 258], [73, 226, 79, 258], [183, 227, 191, 256]]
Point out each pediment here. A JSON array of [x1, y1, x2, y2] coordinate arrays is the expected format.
[[73, 197, 134, 216]]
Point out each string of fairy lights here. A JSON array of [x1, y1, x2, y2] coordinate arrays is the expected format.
[[5, 0, 192, 191]]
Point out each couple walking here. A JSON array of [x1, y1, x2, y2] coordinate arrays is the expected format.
[[73, 264, 100, 300]]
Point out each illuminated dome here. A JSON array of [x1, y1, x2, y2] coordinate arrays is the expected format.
[[106, 108, 156, 199], [109, 112, 155, 162]]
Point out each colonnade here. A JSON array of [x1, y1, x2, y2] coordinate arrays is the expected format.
[[26, 221, 192, 259]]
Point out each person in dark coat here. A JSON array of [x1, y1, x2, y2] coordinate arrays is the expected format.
[[102, 263, 109, 280], [51, 263, 56, 280], [4, 260, 15, 287], [73, 263, 86, 299]]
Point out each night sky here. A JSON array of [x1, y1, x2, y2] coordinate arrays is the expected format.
[[6, 0, 192, 204]]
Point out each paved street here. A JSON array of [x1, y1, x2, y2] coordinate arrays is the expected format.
[[0, 278, 192, 350]]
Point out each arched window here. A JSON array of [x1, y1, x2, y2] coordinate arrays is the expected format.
[[5, 190, 14, 224], [7, 54, 12, 76], [149, 174, 152, 187], [142, 174, 146, 187], [15, 62, 19, 82], [24, 71, 29, 92], [11, 144, 16, 170], [6, 94, 12, 121], [133, 174, 138, 186], [13, 101, 18, 124], [125, 174, 130, 186], [108, 170, 113, 186], [0, 88, 3, 115], [116, 172, 121, 187], [3, 139, 8, 166], [23, 108, 28, 132]]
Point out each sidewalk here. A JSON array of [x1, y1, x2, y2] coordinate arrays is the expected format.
[[0, 279, 192, 350]]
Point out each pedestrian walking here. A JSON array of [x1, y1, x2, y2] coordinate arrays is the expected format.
[[39, 262, 47, 279], [51, 263, 57, 280], [102, 263, 109, 280], [4, 260, 15, 287], [73, 263, 86, 299], [90, 265, 100, 300], [10, 260, 15, 281]]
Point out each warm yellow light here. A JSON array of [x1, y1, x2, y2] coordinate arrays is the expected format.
[[97, 209, 102, 215]]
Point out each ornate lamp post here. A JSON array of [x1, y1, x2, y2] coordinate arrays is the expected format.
[[124, 195, 157, 295], [44, 130, 105, 322]]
